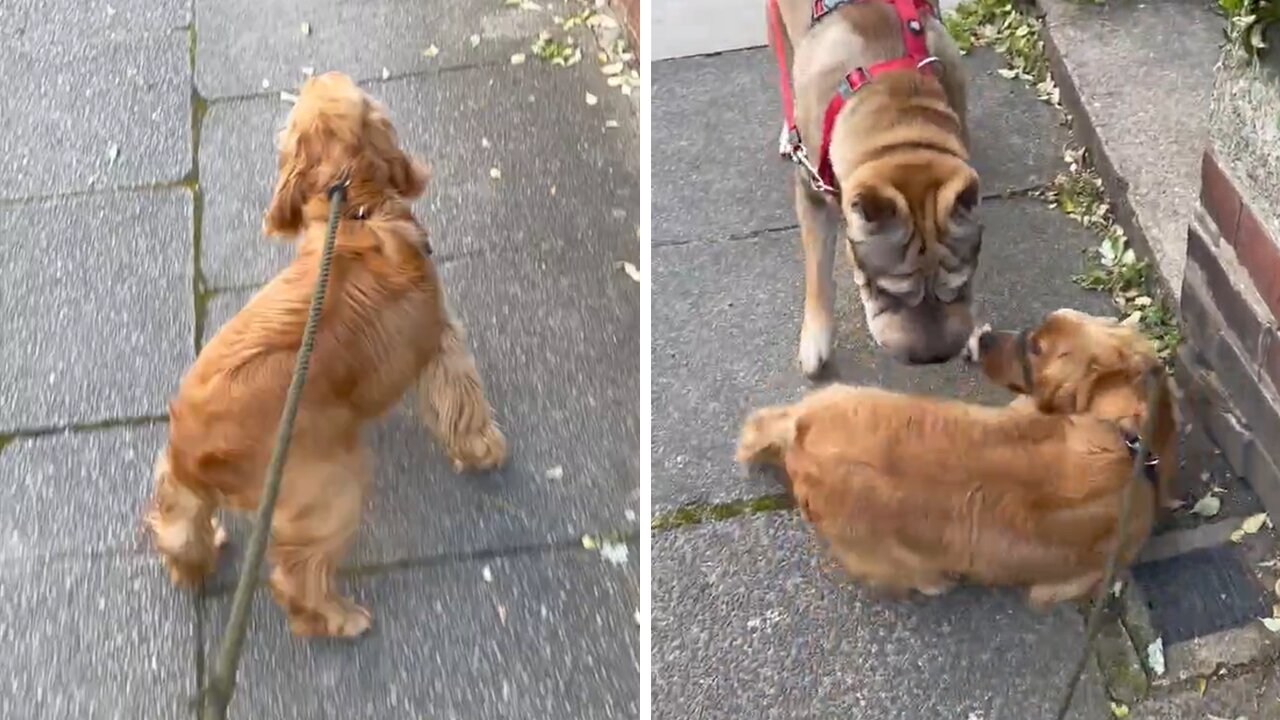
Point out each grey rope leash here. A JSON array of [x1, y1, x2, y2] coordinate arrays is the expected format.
[[200, 178, 349, 720], [1052, 366, 1164, 720]]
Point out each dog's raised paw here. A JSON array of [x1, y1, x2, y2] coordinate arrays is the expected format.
[[962, 323, 992, 364]]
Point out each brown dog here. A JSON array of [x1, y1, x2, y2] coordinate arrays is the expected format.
[[736, 309, 1176, 607], [144, 72, 507, 638], [773, 0, 980, 372]]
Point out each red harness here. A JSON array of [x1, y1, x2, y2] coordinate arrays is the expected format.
[[768, 0, 938, 194]]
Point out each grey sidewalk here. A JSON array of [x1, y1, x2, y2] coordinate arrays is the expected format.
[[651, 41, 1115, 720], [0, 1, 638, 718]]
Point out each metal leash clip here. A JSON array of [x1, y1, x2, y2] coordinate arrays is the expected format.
[[778, 123, 835, 194]]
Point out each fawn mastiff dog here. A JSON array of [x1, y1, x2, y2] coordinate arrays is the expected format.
[[768, 0, 981, 372]]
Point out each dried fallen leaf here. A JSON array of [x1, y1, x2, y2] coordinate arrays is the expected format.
[[301, 66, 315, 77], [606, 75, 625, 88], [107, 144, 120, 164], [625, 509, 636, 522], [545, 465, 564, 480], [381, 67, 391, 80], [604, 119, 619, 129], [1120, 310, 1142, 326], [1275, 578, 1280, 597], [996, 68, 1020, 79], [599, 540, 629, 566], [1262, 616, 1280, 633], [600, 61, 624, 75], [1145, 639, 1165, 676], [481, 137, 491, 148], [585, 91, 598, 106], [1196, 677, 1207, 696], [616, 261, 640, 282], [1190, 494, 1221, 518], [481, 565, 494, 582], [300, 22, 311, 36], [581, 534, 597, 550], [279, 91, 299, 104], [489, 167, 502, 180], [510, 53, 527, 65], [423, 44, 440, 58], [469, 33, 481, 47], [496, 603, 507, 624], [1109, 701, 1129, 718]]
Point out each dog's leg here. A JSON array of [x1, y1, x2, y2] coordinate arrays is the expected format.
[[1028, 570, 1105, 611], [416, 305, 507, 472], [795, 179, 840, 377], [266, 448, 371, 638], [145, 450, 226, 588]]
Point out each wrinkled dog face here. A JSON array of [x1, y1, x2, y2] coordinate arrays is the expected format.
[[843, 162, 982, 364]]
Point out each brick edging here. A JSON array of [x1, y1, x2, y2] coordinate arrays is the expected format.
[[610, 0, 640, 58]]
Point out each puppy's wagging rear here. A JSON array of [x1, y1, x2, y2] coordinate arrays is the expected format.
[[737, 309, 1177, 607], [145, 72, 506, 638]]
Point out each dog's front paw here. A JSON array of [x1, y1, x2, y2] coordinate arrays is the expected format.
[[961, 323, 992, 364], [450, 426, 507, 473], [798, 322, 834, 378]]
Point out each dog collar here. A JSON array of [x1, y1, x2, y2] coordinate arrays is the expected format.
[[769, 0, 939, 195], [1121, 428, 1161, 485]]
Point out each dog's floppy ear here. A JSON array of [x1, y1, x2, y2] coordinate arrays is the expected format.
[[1034, 326, 1153, 413], [849, 185, 900, 227], [263, 133, 310, 237], [846, 184, 910, 276], [365, 104, 431, 200]]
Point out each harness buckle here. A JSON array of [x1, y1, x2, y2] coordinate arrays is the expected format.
[[777, 124, 835, 194]]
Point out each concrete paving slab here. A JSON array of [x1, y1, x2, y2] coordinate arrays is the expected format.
[[0, 31, 191, 199], [193, 0, 576, 99], [0, 555, 196, 719], [0, 190, 194, 433], [0, 0, 189, 43], [652, 47, 1068, 248], [1039, 0, 1223, 301], [651, 0, 966, 61], [653, 0, 765, 61], [0, 425, 164, 562], [651, 197, 1112, 511], [201, 548, 639, 719], [201, 235, 638, 566], [200, 65, 638, 288], [652, 512, 1110, 720]]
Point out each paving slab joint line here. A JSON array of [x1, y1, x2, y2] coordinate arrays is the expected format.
[[0, 414, 169, 443], [1031, 0, 1180, 305], [651, 493, 795, 532], [197, 529, 640, 597], [187, 22, 210, 356]]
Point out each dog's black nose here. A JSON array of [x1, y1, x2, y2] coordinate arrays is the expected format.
[[977, 331, 997, 354]]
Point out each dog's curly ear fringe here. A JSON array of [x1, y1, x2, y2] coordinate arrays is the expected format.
[[263, 169, 306, 237]]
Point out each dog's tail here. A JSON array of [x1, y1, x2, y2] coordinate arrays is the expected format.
[[735, 404, 800, 469]]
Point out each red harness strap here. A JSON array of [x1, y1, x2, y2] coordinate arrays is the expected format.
[[768, 0, 937, 194]]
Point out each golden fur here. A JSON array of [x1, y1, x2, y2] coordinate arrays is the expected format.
[[736, 309, 1177, 607], [145, 73, 507, 638]]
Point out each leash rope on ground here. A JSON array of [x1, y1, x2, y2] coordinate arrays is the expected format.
[[200, 178, 349, 720], [1052, 366, 1163, 720]]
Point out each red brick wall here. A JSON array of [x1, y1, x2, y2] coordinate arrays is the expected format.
[[1181, 150, 1280, 513], [611, 0, 640, 58]]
